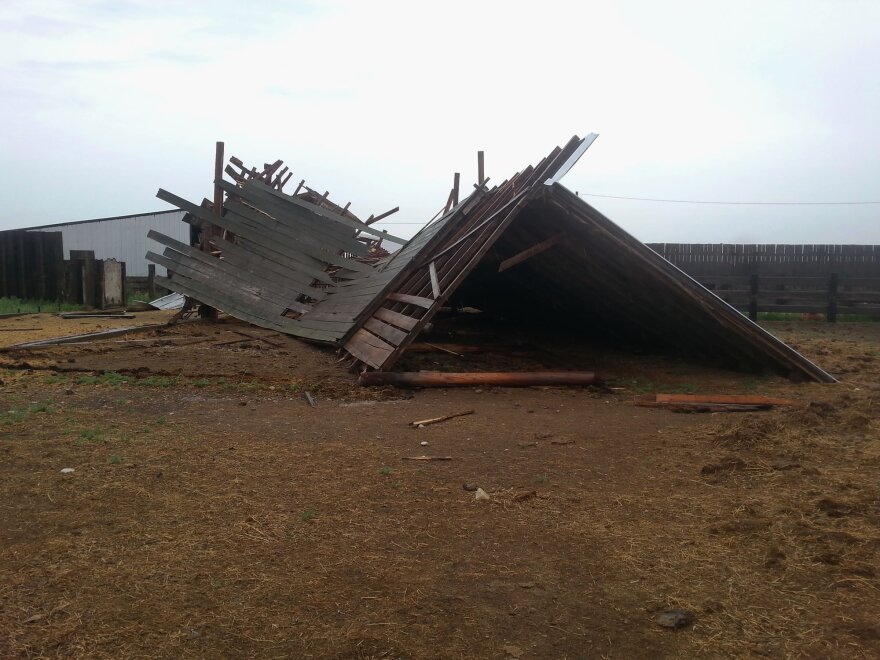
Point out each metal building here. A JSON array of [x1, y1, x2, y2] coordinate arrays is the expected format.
[[27, 209, 188, 276]]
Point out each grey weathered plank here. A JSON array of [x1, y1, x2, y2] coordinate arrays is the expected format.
[[208, 236, 328, 297], [372, 307, 419, 330], [148, 251, 311, 315], [148, 230, 325, 301], [364, 317, 407, 345], [344, 329, 394, 368], [237, 179, 407, 245], [386, 292, 434, 309], [224, 196, 368, 257]]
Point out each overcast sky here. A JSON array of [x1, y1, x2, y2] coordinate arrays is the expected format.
[[2, 0, 878, 243]]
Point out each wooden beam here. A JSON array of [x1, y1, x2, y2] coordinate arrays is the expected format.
[[365, 206, 400, 226], [386, 292, 434, 309], [359, 371, 598, 388], [477, 151, 485, 186], [498, 233, 565, 273], [428, 261, 441, 299]]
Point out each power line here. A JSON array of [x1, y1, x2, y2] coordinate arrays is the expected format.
[[368, 193, 880, 226], [578, 192, 880, 206]]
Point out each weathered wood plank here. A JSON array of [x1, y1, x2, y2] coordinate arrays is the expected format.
[[208, 236, 328, 297], [364, 317, 407, 346], [223, 196, 368, 257], [148, 230, 325, 301], [344, 329, 394, 368], [158, 188, 376, 275], [386, 292, 434, 309], [498, 233, 564, 272], [154, 275, 291, 331], [236, 179, 407, 244], [428, 261, 441, 298], [148, 251, 311, 315], [373, 307, 419, 330]]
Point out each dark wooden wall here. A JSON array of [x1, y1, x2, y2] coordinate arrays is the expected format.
[[647, 244, 880, 319], [647, 244, 880, 277], [0, 230, 65, 300]]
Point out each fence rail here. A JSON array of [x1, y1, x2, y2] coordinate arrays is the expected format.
[[646, 244, 880, 320], [695, 274, 880, 320]]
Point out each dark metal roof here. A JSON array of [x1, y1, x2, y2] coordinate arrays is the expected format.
[[18, 209, 182, 232]]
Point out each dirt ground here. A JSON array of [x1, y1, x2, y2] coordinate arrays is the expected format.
[[0, 313, 877, 659]]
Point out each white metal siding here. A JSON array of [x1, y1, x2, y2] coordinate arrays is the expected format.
[[29, 211, 189, 276]]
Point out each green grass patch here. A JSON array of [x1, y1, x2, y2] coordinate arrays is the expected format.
[[0, 297, 83, 314], [77, 428, 104, 444], [1, 401, 55, 425], [301, 509, 316, 522], [378, 466, 393, 476], [127, 291, 153, 304], [1, 408, 28, 425], [109, 454, 122, 465]]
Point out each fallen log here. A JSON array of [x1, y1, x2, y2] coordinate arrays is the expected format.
[[359, 371, 598, 388]]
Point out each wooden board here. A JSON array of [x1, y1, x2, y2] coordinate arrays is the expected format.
[[344, 329, 394, 368], [363, 317, 408, 345], [386, 292, 434, 309], [372, 307, 419, 330]]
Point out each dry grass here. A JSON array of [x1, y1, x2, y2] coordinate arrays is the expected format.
[[0, 318, 878, 658]]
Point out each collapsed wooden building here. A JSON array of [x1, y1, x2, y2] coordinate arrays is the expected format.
[[147, 135, 834, 384]]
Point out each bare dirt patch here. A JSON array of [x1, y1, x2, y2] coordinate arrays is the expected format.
[[0, 317, 878, 658]]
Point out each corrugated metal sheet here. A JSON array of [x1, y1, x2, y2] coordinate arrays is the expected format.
[[29, 210, 187, 276]]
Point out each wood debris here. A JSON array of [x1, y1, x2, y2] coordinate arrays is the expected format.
[[402, 456, 453, 461], [146, 136, 834, 384], [636, 393, 801, 413], [409, 410, 474, 427]]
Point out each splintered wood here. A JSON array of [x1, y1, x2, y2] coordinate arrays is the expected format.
[[635, 393, 801, 413], [409, 410, 474, 427]]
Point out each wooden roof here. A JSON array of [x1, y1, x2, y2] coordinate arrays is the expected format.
[[147, 135, 834, 382]]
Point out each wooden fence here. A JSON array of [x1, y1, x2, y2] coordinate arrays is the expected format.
[[0, 230, 65, 300], [647, 244, 880, 320], [0, 231, 125, 308]]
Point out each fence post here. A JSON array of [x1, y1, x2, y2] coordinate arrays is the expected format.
[[148, 264, 156, 298], [826, 273, 838, 323], [748, 274, 759, 321]]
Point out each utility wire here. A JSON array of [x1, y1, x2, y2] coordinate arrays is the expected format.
[[369, 193, 880, 225], [577, 193, 880, 206], [369, 195, 880, 224]]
